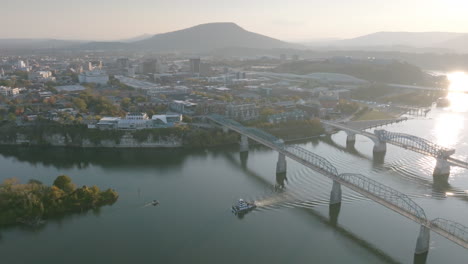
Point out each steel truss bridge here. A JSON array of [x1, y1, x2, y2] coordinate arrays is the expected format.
[[374, 130, 455, 158], [322, 120, 468, 169], [207, 114, 468, 252]]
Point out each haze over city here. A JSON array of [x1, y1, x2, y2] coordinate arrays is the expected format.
[[2, 1, 468, 264], [3, 0, 468, 41]]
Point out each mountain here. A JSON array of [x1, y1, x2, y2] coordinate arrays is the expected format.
[[74, 22, 300, 52], [437, 34, 468, 53], [78, 41, 128, 51], [338, 32, 464, 47], [119, 34, 152, 43], [0, 39, 83, 50], [131, 22, 298, 52]]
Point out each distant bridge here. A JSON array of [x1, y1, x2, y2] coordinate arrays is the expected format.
[[386, 83, 445, 91], [207, 114, 468, 256], [321, 120, 468, 176]]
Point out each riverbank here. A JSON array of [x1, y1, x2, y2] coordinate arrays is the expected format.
[[0, 120, 239, 149], [0, 119, 325, 149]]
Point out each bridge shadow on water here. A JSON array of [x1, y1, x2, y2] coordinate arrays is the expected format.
[[223, 151, 404, 264]]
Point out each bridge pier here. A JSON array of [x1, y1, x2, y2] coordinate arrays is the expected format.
[[433, 158, 450, 178], [240, 151, 248, 169], [324, 125, 335, 134], [415, 225, 430, 255], [276, 153, 287, 174], [373, 141, 387, 153], [330, 180, 342, 205], [240, 135, 249, 152], [346, 132, 356, 147], [275, 171, 287, 190]]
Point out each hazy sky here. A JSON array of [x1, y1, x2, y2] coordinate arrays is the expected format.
[[2, 0, 468, 41]]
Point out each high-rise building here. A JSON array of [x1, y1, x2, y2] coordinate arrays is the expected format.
[[189, 58, 201, 76], [78, 70, 109, 85], [85, 62, 93, 71], [17, 60, 26, 69], [142, 59, 160, 74], [90, 61, 103, 70], [116, 58, 130, 69]]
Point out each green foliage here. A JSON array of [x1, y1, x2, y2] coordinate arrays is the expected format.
[[351, 84, 395, 100], [0, 119, 125, 146], [337, 100, 359, 114], [132, 126, 187, 143], [72, 98, 88, 112], [78, 91, 121, 116], [383, 91, 444, 107], [0, 176, 118, 226], [0, 79, 13, 87], [274, 61, 432, 85], [182, 116, 193, 123], [184, 129, 238, 147], [53, 175, 76, 193], [255, 119, 324, 140]]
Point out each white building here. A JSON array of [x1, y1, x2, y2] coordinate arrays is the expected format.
[[28, 71, 56, 82], [151, 114, 182, 127], [95, 117, 120, 129], [16, 60, 30, 72], [0, 86, 20, 97], [78, 70, 109, 85], [95, 113, 182, 130]]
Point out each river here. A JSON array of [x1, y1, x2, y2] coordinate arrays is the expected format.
[[1, 74, 468, 263]]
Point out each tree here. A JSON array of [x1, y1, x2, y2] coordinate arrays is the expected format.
[[121, 97, 131, 109], [53, 175, 76, 193], [28, 179, 43, 185], [73, 98, 88, 112], [7, 113, 16, 122]]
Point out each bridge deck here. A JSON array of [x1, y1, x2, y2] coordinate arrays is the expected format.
[[343, 118, 408, 131]]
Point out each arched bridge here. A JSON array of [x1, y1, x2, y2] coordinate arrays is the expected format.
[[321, 120, 468, 176], [374, 130, 455, 158], [207, 114, 468, 254]]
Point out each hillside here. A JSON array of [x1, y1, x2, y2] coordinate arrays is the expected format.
[[339, 32, 464, 47], [437, 34, 468, 53], [273, 60, 432, 85], [0, 39, 83, 51]]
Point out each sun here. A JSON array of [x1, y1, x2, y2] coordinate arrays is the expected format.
[[447, 72, 468, 92]]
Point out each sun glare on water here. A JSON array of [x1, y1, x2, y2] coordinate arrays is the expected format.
[[447, 72, 468, 112], [432, 72, 467, 147]]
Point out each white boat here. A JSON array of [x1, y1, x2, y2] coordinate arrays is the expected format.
[[232, 199, 256, 214]]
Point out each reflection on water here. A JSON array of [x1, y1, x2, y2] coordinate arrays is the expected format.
[[432, 72, 467, 148], [433, 113, 463, 148], [447, 72, 468, 113]]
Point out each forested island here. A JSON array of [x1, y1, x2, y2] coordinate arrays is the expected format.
[[0, 175, 118, 226]]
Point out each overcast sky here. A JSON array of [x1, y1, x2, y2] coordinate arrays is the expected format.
[[2, 0, 468, 41]]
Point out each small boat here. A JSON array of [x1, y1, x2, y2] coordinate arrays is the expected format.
[[232, 199, 256, 215], [151, 200, 160, 206]]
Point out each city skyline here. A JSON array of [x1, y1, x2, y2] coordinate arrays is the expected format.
[[2, 0, 468, 41]]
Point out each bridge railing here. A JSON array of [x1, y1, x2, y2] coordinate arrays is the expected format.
[[375, 130, 454, 158], [208, 114, 284, 147], [431, 218, 468, 243], [338, 173, 427, 223], [286, 145, 339, 176]]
